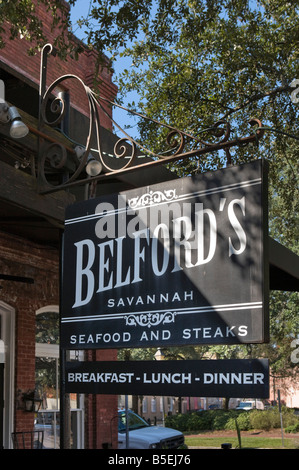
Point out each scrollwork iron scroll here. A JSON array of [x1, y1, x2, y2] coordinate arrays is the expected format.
[[37, 44, 265, 194]]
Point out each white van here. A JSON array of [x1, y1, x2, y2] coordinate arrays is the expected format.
[[236, 400, 264, 410]]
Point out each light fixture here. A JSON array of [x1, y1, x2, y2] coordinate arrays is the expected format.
[[8, 106, 29, 138], [0, 102, 10, 123], [74, 145, 102, 176], [86, 155, 103, 176], [0, 102, 29, 138], [22, 390, 42, 412], [154, 348, 165, 361]]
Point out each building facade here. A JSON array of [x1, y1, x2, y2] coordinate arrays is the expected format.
[[1, 1, 298, 451], [0, 0, 119, 449], [0, 1, 176, 449]]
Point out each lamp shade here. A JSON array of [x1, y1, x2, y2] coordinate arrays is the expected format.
[[86, 158, 102, 176], [8, 106, 29, 138], [10, 120, 29, 139]]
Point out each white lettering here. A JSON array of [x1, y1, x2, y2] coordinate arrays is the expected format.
[[203, 372, 264, 384], [194, 203, 217, 265], [72, 239, 95, 308], [291, 338, 299, 364], [68, 372, 135, 383], [143, 372, 192, 384], [228, 197, 247, 257], [172, 216, 193, 272], [238, 325, 248, 336], [94, 202, 116, 238], [68, 332, 131, 345], [140, 329, 171, 342], [70, 195, 249, 307], [107, 291, 193, 308], [132, 228, 149, 283], [114, 237, 131, 288], [182, 325, 247, 339], [151, 224, 170, 276], [290, 78, 299, 104], [97, 240, 113, 292]]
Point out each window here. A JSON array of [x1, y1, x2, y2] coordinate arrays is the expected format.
[[142, 398, 148, 414], [151, 398, 157, 413], [35, 306, 84, 449], [36, 309, 59, 345]]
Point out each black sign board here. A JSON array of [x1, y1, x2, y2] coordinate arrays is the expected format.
[[65, 359, 269, 398], [61, 160, 269, 349]]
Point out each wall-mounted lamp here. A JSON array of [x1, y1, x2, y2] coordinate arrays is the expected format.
[[22, 390, 42, 412], [86, 155, 103, 177], [74, 145, 103, 177], [154, 348, 165, 361], [0, 102, 29, 139]]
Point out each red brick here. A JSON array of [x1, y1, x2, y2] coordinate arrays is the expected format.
[[0, 1, 119, 448]]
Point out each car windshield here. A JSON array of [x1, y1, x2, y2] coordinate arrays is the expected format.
[[118, 411, 149, 433]]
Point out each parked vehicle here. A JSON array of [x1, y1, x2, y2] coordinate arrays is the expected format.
[[118, 410, 185, 449], [208, 404, 221, 410], [236, 400, 264, 411]]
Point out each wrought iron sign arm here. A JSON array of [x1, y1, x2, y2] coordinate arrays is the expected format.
[[37, 44, 265, 194]]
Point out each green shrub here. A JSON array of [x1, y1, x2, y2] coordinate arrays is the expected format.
[[236, 412, 251, 431], [267, 408, 281, 429], [165, 413, 188, 432], [185, 411, 214, 431], [197, 410, 214, 430], [165, 407, 299, 434], [285, 422, 299, 433], [282, 408, 299, 429], [225, 411, 250, 431], [265, 407, 299, 429], [212, 410, 233, 430], [224, 417, 236, 430], [250, 410, 272, 431], [185, 413, 202, 431], [165, 410, 214, 432]]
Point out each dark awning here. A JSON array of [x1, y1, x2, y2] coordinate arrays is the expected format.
[[269, 237, 299, 291]]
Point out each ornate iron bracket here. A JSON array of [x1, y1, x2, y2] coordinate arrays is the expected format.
[[37, 44, 264, 194]]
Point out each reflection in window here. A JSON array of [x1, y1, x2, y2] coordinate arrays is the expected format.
[[36, 311, 59, 344], [35, 309, 60, 448], [36, 356, 59, 410], [35, 308, 84, 448]]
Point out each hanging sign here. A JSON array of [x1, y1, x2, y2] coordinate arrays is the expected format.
[[61, 159, 269, 349], [65, 359, 269, 398]]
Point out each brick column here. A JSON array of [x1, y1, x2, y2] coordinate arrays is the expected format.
[[95, 349, 118, 449], [84, 349, 118, 449], [15, 299, 36, 433]]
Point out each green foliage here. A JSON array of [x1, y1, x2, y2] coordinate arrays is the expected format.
[[2, 0, 298, 379], [166, 410, 214, 432], [249, 410, 272, 431], [165, 408, 299, 433], [110, 0, 299, 380], [225, 412, 251, 431], [165, 413, 190, 432], [212, 410, 236, 430], [285, 423, 299, 434], [249, 407, 299, 431], [166, 409, 239, 432]]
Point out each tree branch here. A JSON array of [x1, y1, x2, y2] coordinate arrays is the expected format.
[[220, 85, 292, 119]]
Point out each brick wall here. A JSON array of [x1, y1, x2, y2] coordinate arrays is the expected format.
[[84, 350, 118, 449], [0, 230, 118, 448], [0, 231, 60, 435], [95, 349, 118, 449], [0, 1, 119, 448], [0, 0, 118, 129]]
